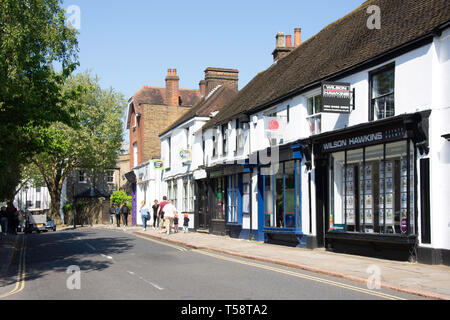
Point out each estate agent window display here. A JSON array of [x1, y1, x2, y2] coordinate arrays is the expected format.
[[329, 140, 415, 235], [263, 160, 302, 231]]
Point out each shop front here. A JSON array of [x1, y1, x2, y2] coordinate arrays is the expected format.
[[312, 111, 430, 261], [257, 143, 306, 247]]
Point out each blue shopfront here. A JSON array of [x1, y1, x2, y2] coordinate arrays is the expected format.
[[256, 142, 307, 247]]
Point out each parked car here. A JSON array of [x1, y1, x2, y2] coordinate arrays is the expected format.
[[46, 217, 57, 232], [25, 210, 48, 234]]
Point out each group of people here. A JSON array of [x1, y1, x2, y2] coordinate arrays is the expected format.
[[109, 196, 190, 235], [0, 202, 20, 236], [139, 196, 189, 235], [109, 202, 131, 228]]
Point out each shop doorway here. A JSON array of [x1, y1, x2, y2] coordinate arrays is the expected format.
[[197, 181, 209, 230]]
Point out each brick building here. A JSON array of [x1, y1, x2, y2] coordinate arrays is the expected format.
[[126, 69, 202, 168]]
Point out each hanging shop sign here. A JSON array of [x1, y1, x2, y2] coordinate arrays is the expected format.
[[179, 149, 192, 163], [264, 116, 287, 138], [153, 160, 164, 170], [322, 82, 351, 113], [320, 126, 406, 153]]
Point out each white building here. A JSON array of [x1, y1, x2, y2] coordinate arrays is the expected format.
[[199, 0, 450, 264]]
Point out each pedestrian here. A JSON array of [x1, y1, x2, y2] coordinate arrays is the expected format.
[[173, 211, 179, 233], [109, 204, 116, 225], [183, 213, 190, 233], [157, 196, 169, 233], [0, 206, 8, 235], [6, 202, 17, 234], [152, 200, 159, 230], [121, 202, 130, 227], [139, 200, 150, 231], [162, 200, 177, 235], [115, 204, 121, 227]]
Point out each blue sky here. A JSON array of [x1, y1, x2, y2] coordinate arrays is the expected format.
[[62, 0, 364, 101]]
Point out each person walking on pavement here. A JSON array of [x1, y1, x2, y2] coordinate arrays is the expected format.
[[109, 204, 116, 225], [173, 211, 179, 233], [139, 200, 150, 231], [0, 206, 8, 235], [157, 196, 169, 233], [115, 204, 121, 227], [121, 202, 130, 227], [183, 213, 190, 233], [152, 200, 159, 230], [162, 200, 177, 235]]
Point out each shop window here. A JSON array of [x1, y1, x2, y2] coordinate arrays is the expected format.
[[227, 175, 239, 224], [264, 160, 302, 230], [173, 180, 178, 208], [213, 178, 225, 220], [370, 65, 395, 121], [183, 178, 188, 212], [328, 140, 415, 235], [307, 95, 322, 135], [189, 178, 194, 212]]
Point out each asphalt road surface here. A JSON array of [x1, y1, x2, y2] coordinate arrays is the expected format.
[[0, 228, 425, 301]]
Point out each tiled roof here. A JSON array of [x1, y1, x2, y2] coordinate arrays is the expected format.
[[203, 0, 450, 129], [159, 85, 238, 137], [132, 86, 201, 114]]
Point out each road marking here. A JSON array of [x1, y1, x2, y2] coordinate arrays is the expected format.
[[135, 234, 188, 252], [86, 243, 96, 251], [0, 236, 27, 299], [100, 254, 113, 260], [192, 249, 407, 301], [127, 270, 164, 290]]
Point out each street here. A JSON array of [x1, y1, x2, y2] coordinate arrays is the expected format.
[[0, 228, 424, 300]]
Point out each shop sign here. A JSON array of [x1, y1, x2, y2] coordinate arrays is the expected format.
[[264, 116, 287, 138], [321, 127, 406, 153], [179, 149, 192, 163], [322, 82, 351, 113], [153, 160, 164, 170]]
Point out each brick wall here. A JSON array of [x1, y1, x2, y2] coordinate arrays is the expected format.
[[142, 104, 191, 161]]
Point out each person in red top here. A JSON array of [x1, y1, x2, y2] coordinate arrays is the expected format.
[[157, 196, 168, 233]]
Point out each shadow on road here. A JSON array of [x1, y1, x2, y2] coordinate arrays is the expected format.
[[0, 229, 134, 288]]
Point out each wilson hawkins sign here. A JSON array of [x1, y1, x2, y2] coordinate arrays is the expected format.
[[321, 127, 406, 153], [322, 82, 351, 113]]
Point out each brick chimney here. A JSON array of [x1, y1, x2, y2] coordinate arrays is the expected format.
[[199, 80, 206, 97], [294, 28, 302, 47], [165, 68, 180, 106], [272, 30, 296, 62], [204, 67, 239, 96]]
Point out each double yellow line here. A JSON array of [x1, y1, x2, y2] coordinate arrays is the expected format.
[[193, 249, 406, 300], [0, 236, 27, 299]]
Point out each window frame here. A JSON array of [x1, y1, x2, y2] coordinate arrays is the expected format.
[[369, 62, 395, 122]]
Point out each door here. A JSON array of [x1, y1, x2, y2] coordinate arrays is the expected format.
[[197, 181, 209, 229]]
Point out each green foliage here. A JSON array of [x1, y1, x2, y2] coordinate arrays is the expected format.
[[0, 0, 79, 201], [33, 71, 126, 217], [110, 190, 132, 206]]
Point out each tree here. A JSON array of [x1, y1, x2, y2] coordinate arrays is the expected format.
[[0, 0, 79, 201], [110, 191, 132, 207], [33, 71, 126, 219]]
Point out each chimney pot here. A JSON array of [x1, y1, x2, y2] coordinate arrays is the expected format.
[[294, 28, 302, 47], [276, 32, 285, 48], [286, 35, 292, 47]]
